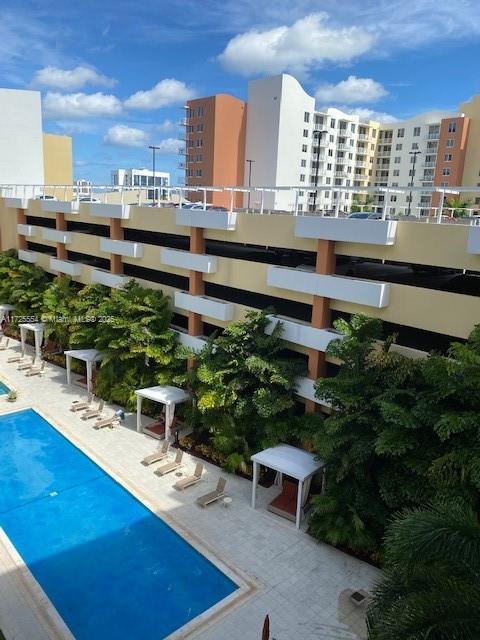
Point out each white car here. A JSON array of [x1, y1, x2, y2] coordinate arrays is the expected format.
[[78, 197, 100, 203], [35, 194, 57, 201]]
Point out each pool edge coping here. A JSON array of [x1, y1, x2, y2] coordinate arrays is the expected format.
[[0, 405, 259, 640]]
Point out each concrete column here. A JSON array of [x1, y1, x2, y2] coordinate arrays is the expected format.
[[110, 218, 123, 274], [305, 239, 335, 413], [188, 227, 205, 337], [17, 209, 27, 250], [56, 212, 67, 260]]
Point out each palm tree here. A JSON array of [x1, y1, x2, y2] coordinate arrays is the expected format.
[[367, 500, 480, 639], [444, 197, 472, 218]]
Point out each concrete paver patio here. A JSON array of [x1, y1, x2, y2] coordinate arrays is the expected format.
[[0, 339, 380, 640]]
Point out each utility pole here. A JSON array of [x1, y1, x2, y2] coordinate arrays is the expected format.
[[407, 150, 421, 216], [246, 159, 254, 209], [312, 130, 328, 211], [149, 145, 161, 207]]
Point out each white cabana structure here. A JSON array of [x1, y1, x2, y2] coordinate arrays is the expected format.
[[135, 385, 191, 440], [64, 349, 103, 393], [19, 322, 44, 359], [251, 444, 325, 529]]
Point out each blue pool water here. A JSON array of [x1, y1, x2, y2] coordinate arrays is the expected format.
[[0, 381, 9, 394], [0, 409, 237, 639]]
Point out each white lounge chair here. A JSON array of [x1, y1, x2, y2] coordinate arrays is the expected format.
[[154, 450, 183, 476], [26, 361, 45, 377], [8, 351, 26, 363], [70, 393, 94, 412], [141, 441, 170, 466], [82, 399, 105, 420], [196, 478, 227, 508], [18, 356, 36, 371], [174, 463, 204, 490], [93, 413, 119, 430], [0, 338, 10, 351]]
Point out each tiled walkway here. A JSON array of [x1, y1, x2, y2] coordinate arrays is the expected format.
[[0, 340, 380, 640]]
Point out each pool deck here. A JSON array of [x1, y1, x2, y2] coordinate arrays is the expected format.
[[0, 339, 380, 640]]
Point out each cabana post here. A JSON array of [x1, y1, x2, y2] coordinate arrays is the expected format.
[[19, 322, 44, 359]]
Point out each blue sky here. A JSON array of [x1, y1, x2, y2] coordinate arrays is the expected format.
[[1, 0, 480, 184]]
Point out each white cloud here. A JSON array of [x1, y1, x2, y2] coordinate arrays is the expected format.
[[315, 76, 388, 105], [32, 66, 116, 90], [154, 138, 182, 154], [218, 13, 374, 76], [103, 124, 148, 147], [43, 92, 122, 119], [125, 79, 196, 110], [339, 106, 398, 124], [155, 119, 175, 132]]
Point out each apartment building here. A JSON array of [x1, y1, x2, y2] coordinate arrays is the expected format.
[[111, 168, 170, 201], [74, 179, 92, 196], [3, 192, 480, 415], [181, 94, 246, 209], [183, 74, 480, 216]]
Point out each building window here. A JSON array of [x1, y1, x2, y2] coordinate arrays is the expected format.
[[446, 138, 454, 147], [394, 157, 401, 163], [196, 139, 203, 147], [444, 153, 453, 161], [297, 204, 303, 211], [303, 129, 308, 137], [412, 142, 419, 149], [302, 144, 308, 152], [413, 126, 421, 136], [196, 169, 202, 177], [442, 168, 451, 176], [304, 112, 310, 123], [330, 118, 336, 128], [440, 181, 449, 187], [196, 124, 204, 132], [299, 174, 305, 182], [298, 191, 304, 196], [448, 122, 457, 133], [393, 169, 400, 176], [397, 128, 405, 137], [300, 159, 306, 167], [197, 106, 204, 117], [396, 143, 402, 150]]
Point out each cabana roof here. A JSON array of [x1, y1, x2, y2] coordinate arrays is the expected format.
[[135, 385, 190, 406], [251, 444, 324, 482], [19, 322, 44, 332], [64, 348, 103, 363]]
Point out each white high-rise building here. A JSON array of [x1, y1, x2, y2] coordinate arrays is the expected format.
[[244, 75, 380, 214], [0, 88, 44, 188], [111, 168, 170, 200], [374, 112, 452, 215]]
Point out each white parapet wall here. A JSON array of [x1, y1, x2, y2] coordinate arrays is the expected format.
[[294, 376, 332, 408], [172, 329, 208, 352], [50, 257, 83, 277], [467, 226, 480, 254], [265, 314, 345, 351], [267, 265, 390, 308], [40, 201, 79, 214], [5, 197, 29, 209], [160, 248, 218, 273], [100, 238, 144, 258], [17, 224, 35, 237], [88, 203, 131, 219], [42, 228, 72, 244], [295, 216, 398, 246], [91, 268, 129, 289], [18, 249, 38, 263], [176, 209, 237, 231], [174, 291, 234, 321]]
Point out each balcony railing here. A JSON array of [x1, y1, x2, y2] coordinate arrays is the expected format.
[[427, 132, 440, 139]]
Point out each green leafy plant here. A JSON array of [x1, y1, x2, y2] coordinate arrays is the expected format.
[[444, 196, 473, 218], [176, 310, 307, 472], [367, 500, 480, 640], [41, 275, 80, 351]]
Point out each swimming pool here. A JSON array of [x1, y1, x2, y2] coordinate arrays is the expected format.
[[0, 381, 9, 394], [0, 408, 237, 639]]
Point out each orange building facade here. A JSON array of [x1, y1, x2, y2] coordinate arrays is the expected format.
[[183, 94, 246, 209], [432, 115, 470, 207]]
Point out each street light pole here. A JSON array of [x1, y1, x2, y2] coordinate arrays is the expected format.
[[149, 145, 161, 206], [246, 159, 254, 209], [407, 150, 421, 216], [312, 130, 328, 211]]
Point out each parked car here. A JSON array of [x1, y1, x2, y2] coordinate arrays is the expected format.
[[348, 211, 389, 220], [35, 194, 57, 201], [78, 197, 100, 203], [181, 203, 228, 212]]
